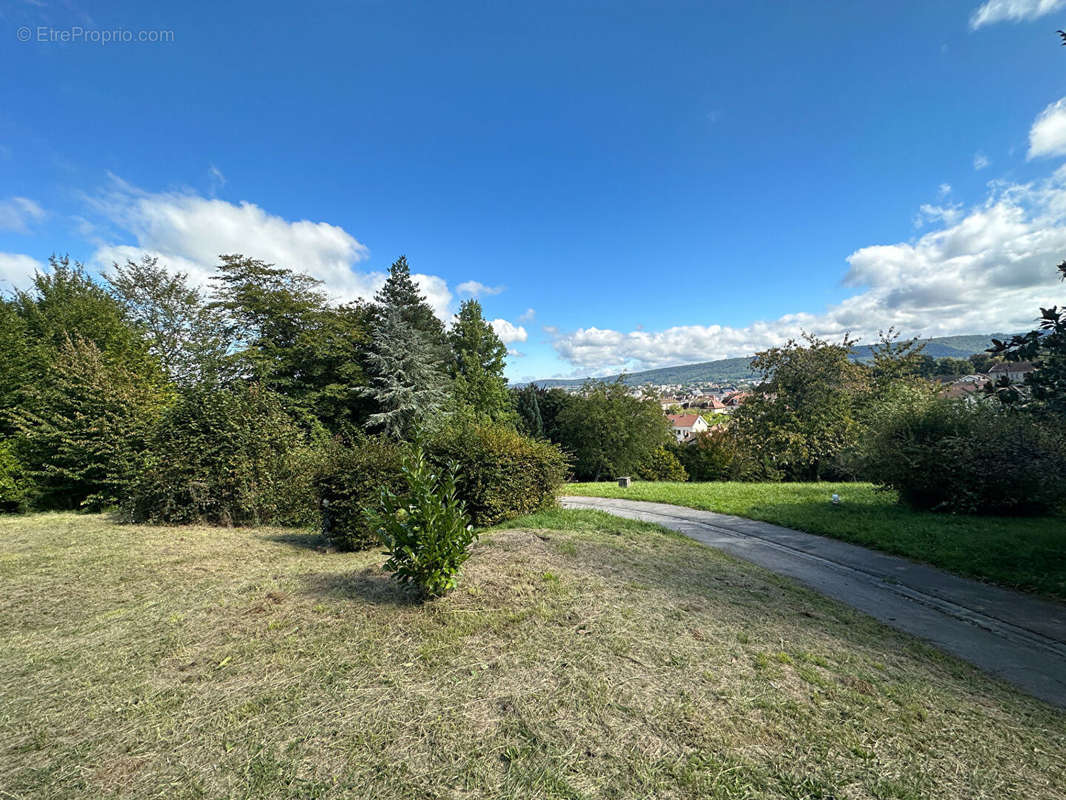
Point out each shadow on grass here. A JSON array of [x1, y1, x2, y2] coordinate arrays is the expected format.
[[262, 530, 332, 551], [299, 567, 419, 606]]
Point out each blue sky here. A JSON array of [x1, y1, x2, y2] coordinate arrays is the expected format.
[[3, 0, 1066, 381]]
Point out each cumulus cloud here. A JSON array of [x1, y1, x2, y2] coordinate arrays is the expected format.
[[456, 280, 504, 297], [84, 176, 459, 318], [974, 151, 990, 170], [490, 319, 528, 344], [518, 307, 536, 322], [0, 252, 43, 292], [0, 197, 45, 233], [550, 169, 1066, 374], [970, 0, 1065, 28], [1029, 98, 1066, 160]]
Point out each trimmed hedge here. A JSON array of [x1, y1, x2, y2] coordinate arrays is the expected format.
[[315, 435, 410, 551], [427, 423, 568, 527], [123, 383, 320, 526], [315, 424, 568, 550]]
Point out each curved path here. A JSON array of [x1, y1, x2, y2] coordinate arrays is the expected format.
[[561, 495, 1066, 708]]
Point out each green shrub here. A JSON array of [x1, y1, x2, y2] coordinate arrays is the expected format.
[[123, 383, 321, 526], [7, 335, 168, 511], [427, 422, 568, 526], [863, 396, 1066, 515], [315, 435, 410, 550], [365, 450, 476, 599], [673, 428, 762, 482], [0, 440, 29, 513], [637, 446, 688, 481]]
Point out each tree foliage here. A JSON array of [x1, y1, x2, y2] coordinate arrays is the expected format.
[[106, 254, 227, 385], [448, 299, 513, 423], [732, 333, 869, 480], [123, 383, 320, 525], [362, 257, 451, 438], [8, 335, 169, 510], [365, 450, 476, 599], [555, 381, 670, 480], [989, 260, 1066, 416]]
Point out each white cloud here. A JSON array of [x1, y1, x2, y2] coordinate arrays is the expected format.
[[0, 197, 45, 233], [208, 164, 226, 194], [550, 167, 1066, 374], [518, 307, 536, 322], [970, 0, 1065, 28], [938, 183, 952, 197], [456, 280, 504, 297], [915, 201, 964, 227], [1028, 98, 1066, 160], [0, 252, 43, 292], [85, 175, 458, 318], [490, 318, 528, 344], [974, 151, 990, 170], [507, 348, 526, 358]]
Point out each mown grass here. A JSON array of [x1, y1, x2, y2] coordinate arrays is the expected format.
[[1, 511, 1064, 799], [565, 482, 1066, 599]]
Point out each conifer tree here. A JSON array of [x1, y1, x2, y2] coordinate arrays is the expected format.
[[515, 384, 544, 438], [373, 255, 445, 341], [448, 299, 512, 422], [362, 305, 449, 438]]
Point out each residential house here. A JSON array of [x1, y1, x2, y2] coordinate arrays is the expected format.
[[989, 362, 1035, 384], [667, 413, 708, 444]]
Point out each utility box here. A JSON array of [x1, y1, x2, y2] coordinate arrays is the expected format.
[[617, 476, 631, 488]]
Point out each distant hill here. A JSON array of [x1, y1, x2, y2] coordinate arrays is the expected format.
[[527, 333, 1010, 389]]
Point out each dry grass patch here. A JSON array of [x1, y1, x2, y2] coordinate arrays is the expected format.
[[0, 510, 1063, 799]]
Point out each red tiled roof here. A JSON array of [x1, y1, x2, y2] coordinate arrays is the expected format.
[[668, 414, 701, 427]]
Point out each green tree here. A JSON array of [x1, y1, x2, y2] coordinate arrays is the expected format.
[[935, 357, 972, 377], [514, 384, 544, 437], [106, 254, 227, 385], [732, 333, 870, 480], [373, 255, 446, 342], [989, 260, 1066, 416], [362, 257, 451, 438], [207, 254, 372, 430], [8, 335, 169, 510], [362, 305, 450, 439], [869, 328, 926, 387], [555, 381, 670, 481], [968, 352, 997, 373], [448, 299, 513, 423]]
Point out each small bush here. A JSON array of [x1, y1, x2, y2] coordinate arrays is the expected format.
[[366, 450, 476, 599], [0, 440, 29, 513], [315, 435, 410, 550], [427, 422, 568, 526], [637, 446, 688, 481], [123, 383, 320, 526], [863, 396, 1066, 515]]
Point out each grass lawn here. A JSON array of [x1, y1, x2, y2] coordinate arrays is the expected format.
[[565, 482, 1066, 600], [2, 512, 1064, 799]]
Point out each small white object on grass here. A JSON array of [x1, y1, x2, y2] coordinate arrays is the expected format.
[[831, 493, 840, 505]]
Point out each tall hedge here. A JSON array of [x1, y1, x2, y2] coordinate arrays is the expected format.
[[315, 435, 410, 551], [0, 440, 29, 513], [123, 383, 320, 526], [427, 423, 568, 526]]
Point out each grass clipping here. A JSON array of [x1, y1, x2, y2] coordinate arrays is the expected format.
[[0, 509, 1063, 799]]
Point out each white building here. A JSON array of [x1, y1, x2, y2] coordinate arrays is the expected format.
[[667, 413, 709, 444]]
